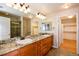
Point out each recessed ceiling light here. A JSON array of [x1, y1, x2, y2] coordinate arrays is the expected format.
[[64, 5, 69, 9], [68, 16, 73, 18], [63, 3, 71, 9]]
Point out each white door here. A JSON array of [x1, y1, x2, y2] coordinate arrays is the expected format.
[[0, 16, 10, 40], [58, 18, 63, 47]]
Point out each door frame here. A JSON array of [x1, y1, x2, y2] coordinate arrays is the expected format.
[[58, 14, 78, 54]]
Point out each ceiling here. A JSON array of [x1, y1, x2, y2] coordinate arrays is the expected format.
[[28, 3, 79, 16], [0, 3, 79, 17]]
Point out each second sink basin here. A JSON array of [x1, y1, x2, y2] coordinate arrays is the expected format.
[[15, 38, 33, 45]]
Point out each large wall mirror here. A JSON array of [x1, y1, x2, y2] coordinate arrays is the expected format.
[[0, 12, 21, 39]]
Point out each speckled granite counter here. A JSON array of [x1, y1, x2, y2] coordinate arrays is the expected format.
[[0, 34, 52, 55]]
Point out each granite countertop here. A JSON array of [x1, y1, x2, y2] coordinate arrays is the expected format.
[[0, 34, 52, 55]]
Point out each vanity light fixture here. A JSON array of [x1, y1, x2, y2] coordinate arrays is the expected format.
[[6, 3, 30, 14], [6, 3, 46, 19], [36, 12, 46, 19]]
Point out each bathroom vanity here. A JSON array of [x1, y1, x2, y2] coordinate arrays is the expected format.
[[0, 35, 53, 56]]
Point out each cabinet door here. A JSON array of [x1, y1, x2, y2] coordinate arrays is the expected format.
[[34, 41, 42, 56], [37, 41, 42, 56], [19, 44, 35, 56], [46, 36, 53, 49]]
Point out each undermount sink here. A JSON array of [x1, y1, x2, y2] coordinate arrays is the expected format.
[[41, 34, 50, 37], [15, 38, 33, 45]]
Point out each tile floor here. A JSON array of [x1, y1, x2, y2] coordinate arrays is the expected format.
[[46, 39, 77, 56]]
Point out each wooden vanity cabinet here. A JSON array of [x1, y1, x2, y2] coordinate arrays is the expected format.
[[3, 36, 53, 56]]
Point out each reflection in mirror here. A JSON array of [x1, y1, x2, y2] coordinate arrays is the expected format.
[[41, 22, 52, 31]]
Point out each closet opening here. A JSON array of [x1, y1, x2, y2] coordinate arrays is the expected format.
[[60, 15, 77, 55]]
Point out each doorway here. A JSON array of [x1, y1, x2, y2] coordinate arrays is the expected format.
[[60, 15, 77, 55]]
